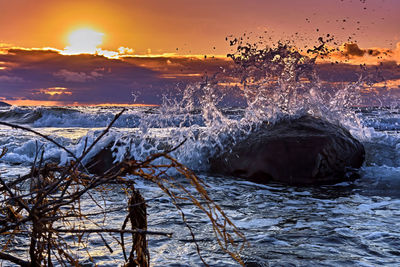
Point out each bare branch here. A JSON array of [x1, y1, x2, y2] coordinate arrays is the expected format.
[[0, 251, 30, 267]]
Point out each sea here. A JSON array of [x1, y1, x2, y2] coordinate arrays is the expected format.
[[1, 45, 400, 266], [0, 103, 399, 266]]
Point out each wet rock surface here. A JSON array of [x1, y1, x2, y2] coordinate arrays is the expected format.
[[209, 115, 365, 185], [86, 144, 117, 175]]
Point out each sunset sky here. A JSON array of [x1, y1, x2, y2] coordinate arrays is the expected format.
[[0, 0, 399, 105]]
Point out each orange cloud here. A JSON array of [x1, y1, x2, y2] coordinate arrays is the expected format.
[[372, 79, 400, 90], [159, 73, 202, 79], [5, 99, 65, 106], [95, 103, 158, 107], [320, 42, 400, 65], [35, 87, 72, 96], [0, 61, 6, 70]]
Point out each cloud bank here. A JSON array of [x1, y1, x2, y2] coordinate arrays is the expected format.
[[0, 46, 230, 105], [0, 44, 399, 106]]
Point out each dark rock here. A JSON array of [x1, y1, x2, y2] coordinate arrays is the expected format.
[[0, 101, 11, 107], [209, 115, 365, 185], [85, 144, 117, 175], [85, 142, 134, 176]]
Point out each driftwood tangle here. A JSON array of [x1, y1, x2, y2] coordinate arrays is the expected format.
[[0, 109, 246, 266]]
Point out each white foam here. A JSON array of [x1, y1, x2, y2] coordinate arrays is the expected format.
[[233, 218, 281, 229]]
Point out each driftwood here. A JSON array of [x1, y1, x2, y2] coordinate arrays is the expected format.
[[0, 109, 247, 266]]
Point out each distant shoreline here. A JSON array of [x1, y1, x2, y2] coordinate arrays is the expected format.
[[0, 101, 159, 107], [0, 101, 11, 107]]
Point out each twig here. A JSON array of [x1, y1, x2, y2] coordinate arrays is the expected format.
[[0, 177, 30, 214], [0, 251, 30, 267]]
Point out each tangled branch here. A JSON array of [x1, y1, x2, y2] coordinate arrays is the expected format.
[[0, 109, 247, 266]]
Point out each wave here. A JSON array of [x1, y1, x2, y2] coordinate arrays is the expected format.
[[0, 107, 398, 174], [0, 105, 248, 129]]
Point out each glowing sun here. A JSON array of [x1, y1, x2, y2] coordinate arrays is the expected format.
[[64, 28, 104, 55]]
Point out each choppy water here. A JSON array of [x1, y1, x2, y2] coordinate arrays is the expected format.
[[0, 105, 399, 266]]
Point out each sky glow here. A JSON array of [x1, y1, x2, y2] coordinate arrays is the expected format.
[[64, 28, 104, 55], [0, 0, 399, 105]]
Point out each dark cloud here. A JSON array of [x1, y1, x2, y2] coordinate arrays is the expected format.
[[366, 49, 381, 56], [1, 47, 399, 105], [0, 75, 24, 82], [343, 43, 365, 57], [317, 61, 400, 82], [53, 69, 104, 82], [0, 48, 234, 105], [0, 49, 174, 104]]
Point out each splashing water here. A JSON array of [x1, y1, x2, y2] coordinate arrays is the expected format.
[[0, 38, 391, 170], [127, 39, 378, 169]]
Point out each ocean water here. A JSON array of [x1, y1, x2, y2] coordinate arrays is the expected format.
[[1, 44, 400, 266], [0, 104, 399, 266]]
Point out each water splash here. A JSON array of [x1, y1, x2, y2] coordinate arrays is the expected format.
[[74, 38, 390, 171], [1, 38, 397, 170]]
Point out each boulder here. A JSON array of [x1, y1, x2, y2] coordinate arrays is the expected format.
[[209, 115, 365, 185], [86, 145, 116, 175], [85, 142, 133, 176]]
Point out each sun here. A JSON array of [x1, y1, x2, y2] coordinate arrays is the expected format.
[[63, 28, 104, 55]]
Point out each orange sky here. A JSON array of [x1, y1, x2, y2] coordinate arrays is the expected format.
[[1, 0, 399, 55], [0, 0, 399, 106]]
